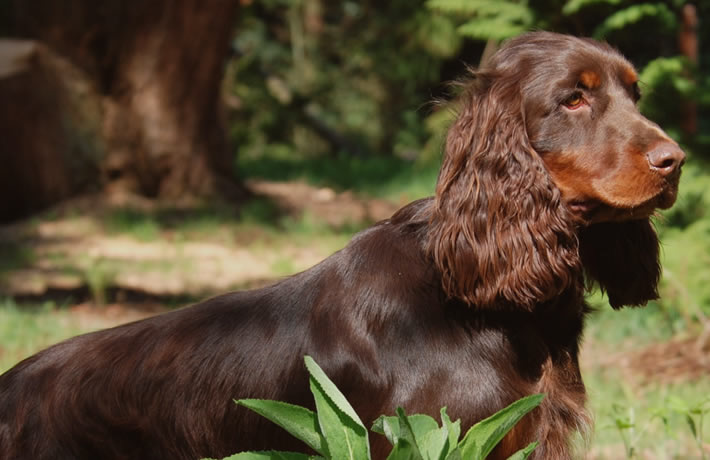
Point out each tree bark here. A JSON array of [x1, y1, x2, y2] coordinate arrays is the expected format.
[[1, 0, 244, 221], [0, 40, 104, 221], [678, 3, 698, 137]]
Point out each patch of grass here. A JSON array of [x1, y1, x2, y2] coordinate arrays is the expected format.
[[584, 292, 710, 458], [586, 296, 679, 347], [103, 205, 247, 241], [0, 299, 82, 373], [82, 259, 117, 306], [586, 370, 710, 459], [270, 257, 297, 277], [104, 208, 161, 241], [237, 151, 439, 201], [237, 197, 282, 227]]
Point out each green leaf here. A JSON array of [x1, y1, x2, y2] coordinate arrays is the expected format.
[[304, 356, 365, 428], [459, 394, 544, 459], [506, 441, 539, 460], [685, 414, 698, 439], [394, 408, 425, 460], [375, 409, 454, 460], [204, 451, 321, 460], [440, 408, 461, 455], [562, 0, 623, 16], [419, 424, 450, 460], [427, 0, 534, 41], [372, 415, 401, 446], [401, 413, 440, 444], [236, 399, 325, 454], [386, 438, 419, 460], [457, 18, 528, 41], [310, 378, 370, 459], [305, 357, 369, 460], [593, 4, 676, 39]]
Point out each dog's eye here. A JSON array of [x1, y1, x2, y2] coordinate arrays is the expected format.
[[563, 93, 585, 109]]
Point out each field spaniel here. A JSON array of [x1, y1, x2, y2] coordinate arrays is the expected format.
[[0, 32, 684, 459]]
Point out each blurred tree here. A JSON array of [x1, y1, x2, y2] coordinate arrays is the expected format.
[[0, 0, 243, 222], [228, 0, 468, 166]]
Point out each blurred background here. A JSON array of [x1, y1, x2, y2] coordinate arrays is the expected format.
[[1, 0, 709, 457]]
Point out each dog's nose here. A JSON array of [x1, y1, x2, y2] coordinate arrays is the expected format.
[[647, 142, 686, 177]]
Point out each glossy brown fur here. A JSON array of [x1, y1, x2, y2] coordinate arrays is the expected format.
[[0, 32, 683, 460]]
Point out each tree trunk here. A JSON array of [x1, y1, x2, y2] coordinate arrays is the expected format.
[[1, 0, 244, 221], [678, 3, 698, 138], [0, 40, 104, 221]]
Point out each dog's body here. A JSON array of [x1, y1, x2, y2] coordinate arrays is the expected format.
[[0, 32, 684, 460], [0, 199, 586, 459]]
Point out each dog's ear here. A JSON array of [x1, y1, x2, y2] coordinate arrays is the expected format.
[[427, 74, 580, 310], [579, 220, 660, 309]]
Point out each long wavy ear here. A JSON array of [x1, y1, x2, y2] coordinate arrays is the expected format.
[[579, 220, 660, 309], [427, 74, 581, 310]]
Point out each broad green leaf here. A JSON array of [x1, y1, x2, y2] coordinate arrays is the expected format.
[[372, 415, 401, 446], [304, 356, 365, 428], [236, 399, 324, 454], [395, 408, 425, 460], [459, 394, 544, 459], [401, 413, 440, 444], [372, 413, 440, 443], [419, 424, 449, 460], [310, 376, 370, 460], [440, 408, 461, 455], [506, 441, 539, 460], [386, 438, 419, 460], [375, 409, 454, 460], [204, 451, 321, 460]]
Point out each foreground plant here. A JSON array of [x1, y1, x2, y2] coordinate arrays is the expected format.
[[207, 356, 543, 460]]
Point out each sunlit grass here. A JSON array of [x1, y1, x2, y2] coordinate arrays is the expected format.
[[586, 369, 710, 459], [0, 299, 82, 373]]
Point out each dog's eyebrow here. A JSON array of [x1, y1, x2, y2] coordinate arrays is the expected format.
[[578, 70, 601, 90], [620, 65, 638, 86]]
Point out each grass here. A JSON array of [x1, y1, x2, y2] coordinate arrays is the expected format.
[[0, 299, 83, 373], [237, 150, 439, 202], [586, 372, 710, 459], [582, 293, 710, 458]]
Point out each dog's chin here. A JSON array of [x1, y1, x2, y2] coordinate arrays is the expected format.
[[568, 186, 679, 225]]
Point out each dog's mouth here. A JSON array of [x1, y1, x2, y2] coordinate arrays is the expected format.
[[568, 181, 680, 225]]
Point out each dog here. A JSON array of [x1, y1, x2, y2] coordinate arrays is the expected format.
[[0, 32, 684, 459]]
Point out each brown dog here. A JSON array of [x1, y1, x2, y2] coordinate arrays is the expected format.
[[0, 32, 683, 460]]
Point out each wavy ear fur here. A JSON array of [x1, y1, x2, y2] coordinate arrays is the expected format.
[[579, 220, 660, 309], [427, 74, 581, 310]]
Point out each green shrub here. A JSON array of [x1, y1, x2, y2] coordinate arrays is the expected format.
[[206, 356, 543, 460]]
